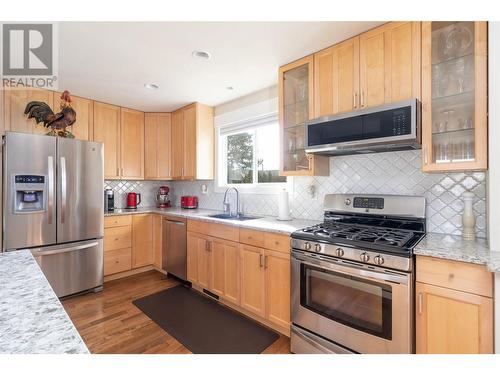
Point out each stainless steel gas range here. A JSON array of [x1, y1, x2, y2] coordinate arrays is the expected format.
[[290, 194, 426, 354]]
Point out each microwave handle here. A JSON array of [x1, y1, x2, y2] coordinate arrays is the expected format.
[[292, 252, 408, 285]]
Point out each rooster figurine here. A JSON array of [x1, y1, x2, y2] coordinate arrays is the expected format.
[[24, 90, 77, 138]]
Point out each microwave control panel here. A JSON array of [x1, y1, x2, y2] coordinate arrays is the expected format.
[[392, 108, 409, 136]]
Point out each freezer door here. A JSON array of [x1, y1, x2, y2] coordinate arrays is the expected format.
[[3, 132, 57, 250], [57, 137, 104, 243], [31, 239, 103, 297]]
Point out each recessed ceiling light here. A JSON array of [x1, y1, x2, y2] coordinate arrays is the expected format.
[[225, 86, 234, 91], [144, 83, 159, 90], [192, 50, 211, 60]]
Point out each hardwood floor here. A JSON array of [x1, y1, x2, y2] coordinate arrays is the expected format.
[[62, 270, 290, 354]]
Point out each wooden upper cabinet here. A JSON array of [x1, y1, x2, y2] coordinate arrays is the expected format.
[[421, 21, 487, 172], [120, 108, 144, 179], [359, 22, 421, 108], [314, 37, 360, 117], [279, 56, 329, 177], [93, 101, 121, 179], [145, 113, 172, 180], [4, 89, 54, 134], [183, 104, 197, 179], [171, 110, 184, 179], [131, 214, 153, 268], [171, 103, 214, 180], [52, 93, 93, 141]]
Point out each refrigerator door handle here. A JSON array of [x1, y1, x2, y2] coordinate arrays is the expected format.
[[47, 156, 55, 225], [31, 241, 99, 256], [60, 156, 67, 224]]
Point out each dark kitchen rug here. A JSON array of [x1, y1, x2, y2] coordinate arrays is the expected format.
[[132, 285, 279, 354]]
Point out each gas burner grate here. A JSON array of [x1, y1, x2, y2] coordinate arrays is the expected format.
[[299, 222, 416, 248]]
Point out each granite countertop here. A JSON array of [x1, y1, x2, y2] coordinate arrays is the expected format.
[[0, 250, 89, 354], [414, 232, 500, 272], [105, 206, 321, 235]]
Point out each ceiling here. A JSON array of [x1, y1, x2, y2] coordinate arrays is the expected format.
[[57, 22, 383, 112]]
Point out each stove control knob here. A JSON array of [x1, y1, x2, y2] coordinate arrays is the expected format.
[[360, 252, 370, 263], [335, 247, 345, 257], [304, 242, 312, 250], [345, 198, 352, 206], [374, 255, 385, 265], [314, 244, 322, 252]]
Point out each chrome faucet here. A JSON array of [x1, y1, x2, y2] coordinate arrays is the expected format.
[[223, 187, 239, 217]]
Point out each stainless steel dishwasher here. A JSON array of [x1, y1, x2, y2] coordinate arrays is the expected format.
[[162, 216, 187, 280]]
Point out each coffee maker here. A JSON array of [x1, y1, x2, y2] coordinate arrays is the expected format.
[[156, 186, 171, 208], [104, 189, 114, 212]]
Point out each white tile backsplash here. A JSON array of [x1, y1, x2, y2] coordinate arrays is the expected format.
[[171, 150, 487, 238], [104, 180, 172, 208]]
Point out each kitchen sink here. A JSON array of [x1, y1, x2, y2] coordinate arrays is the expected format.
[[208, 213, 261, 221]]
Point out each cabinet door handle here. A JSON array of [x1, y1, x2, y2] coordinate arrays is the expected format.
[[264, 255, 268, 269], [116, 167, 119, 176], [259, 254, 264, 268], [205, 240, 209, 251], [361, 91, 365, 107], [353, 93, 357, 109], [418, 293, 423, 315]]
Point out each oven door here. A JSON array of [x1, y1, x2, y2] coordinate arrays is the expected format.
[[291, 251, 413, 354]]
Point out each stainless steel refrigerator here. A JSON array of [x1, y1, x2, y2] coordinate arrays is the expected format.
[[3, 131, 104, 297]]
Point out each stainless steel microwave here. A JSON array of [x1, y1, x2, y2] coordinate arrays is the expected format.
[[305, 99, 421, 156]]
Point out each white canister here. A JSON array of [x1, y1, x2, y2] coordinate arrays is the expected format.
[[462, 192, 476, 240], [277, 189, 292, 221]]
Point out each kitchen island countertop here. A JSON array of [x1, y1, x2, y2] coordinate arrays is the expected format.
[[0, 250, 89, 354], [105, 206, 320, 235]]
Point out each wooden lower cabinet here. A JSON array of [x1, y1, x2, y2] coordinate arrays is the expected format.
[[211, 238, 240, 305], [187, 231, 240, 304], [187, 226, 291, 334], [239, 244, 266, 317], [264, 250, 290, 329], [152, 214, 162, 269], [131, 214, 153, 268], [104, 248, 132, 275], [415, 255, 493, 354], [416, 281, 493, 354]]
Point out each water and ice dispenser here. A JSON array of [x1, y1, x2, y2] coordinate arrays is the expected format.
[[12, 175, 46, 213]]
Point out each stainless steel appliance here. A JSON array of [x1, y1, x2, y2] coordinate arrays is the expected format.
[[290, 194, 426, 354], [162, 216, 187, 280], [3, 132, 104, 298], [305, 99, 421, 156], [104, 189, 115, 212]]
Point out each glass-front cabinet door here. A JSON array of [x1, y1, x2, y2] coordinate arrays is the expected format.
[[279, 56, 329, 176], [422, 21, 487, 172]]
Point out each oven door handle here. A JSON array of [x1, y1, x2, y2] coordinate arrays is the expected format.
[[292, 253, 409, 285]]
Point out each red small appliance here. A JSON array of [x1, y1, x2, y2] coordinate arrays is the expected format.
[[156, 186, 171, 208], [126, 192, 141, 209], [181, 196, 198, 209]]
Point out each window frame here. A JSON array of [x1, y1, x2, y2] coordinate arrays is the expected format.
[[215, 121, 291, 195]]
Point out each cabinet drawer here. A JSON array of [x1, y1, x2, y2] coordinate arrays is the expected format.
[[416, 256, 493, 297], [264, 232, 290, 253], [187, 219, 239, 242], [239, 228, 265, 248], [240, 229, 290, 253], [104, 226, 132, 251], [104, 215, 132, 228], [104, 248, 132, 276]]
